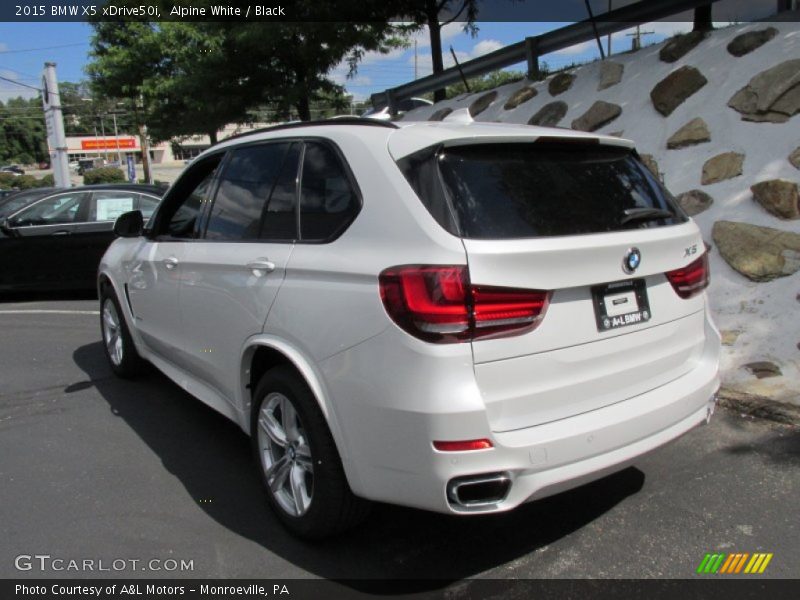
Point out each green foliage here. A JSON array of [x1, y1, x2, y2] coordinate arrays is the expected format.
[[0, 96, 48, 165], [83, 167, 126, 185], [1, 174, 53, 189], [59, 81, 137, 137], [0, 172, 18, 187], [87, 1, 406, 137], [13, 175, 40, 189], [445, 70, 526, 98]]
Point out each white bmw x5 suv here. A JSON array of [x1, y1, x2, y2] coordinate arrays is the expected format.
[[98, 116, 720, 538]]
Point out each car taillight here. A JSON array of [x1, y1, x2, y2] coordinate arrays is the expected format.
[[666, 253, 709, 299], [379, 265, 550, 343], [433, 439, 493, 452]]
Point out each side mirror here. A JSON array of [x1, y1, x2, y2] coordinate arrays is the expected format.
[[0, 217, 12, 235], [113, 210, 144, 238]]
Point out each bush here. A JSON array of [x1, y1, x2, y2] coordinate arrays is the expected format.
[[13, 175, 40, 190], [84, 167, 126, 185], [14, 153, 34, 166], [40, 174, 55, 186], [0, 172, 17, 187]]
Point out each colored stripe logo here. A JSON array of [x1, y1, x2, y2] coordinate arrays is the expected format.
[[696, 552, 773, 574]]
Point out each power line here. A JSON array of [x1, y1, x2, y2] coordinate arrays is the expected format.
[[0, 42, 88, 55], [0, 75, 42, 93]]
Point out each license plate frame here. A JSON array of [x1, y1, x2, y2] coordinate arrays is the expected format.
[[591, 279, 651, 332]]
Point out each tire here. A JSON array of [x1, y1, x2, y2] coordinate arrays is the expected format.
[[99, 284, 144, 378], [251, 366, 369, 539]]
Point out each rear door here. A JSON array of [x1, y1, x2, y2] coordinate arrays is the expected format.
[[416, 141, 708, 431], [177, 142, 299, 405]]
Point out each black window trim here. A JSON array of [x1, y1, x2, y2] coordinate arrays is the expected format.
[[192, 136, 363, 245], [148, 151, 227, 241]]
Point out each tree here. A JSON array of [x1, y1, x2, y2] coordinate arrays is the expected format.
[[217, 17, 406, 121], [395, 0, 480, 102], [0, 96, 48, 165], [58, 81, 137, 137], [87, 0, 407, 154], [692, 4, 713, 32], [86, 20, 163, 180]]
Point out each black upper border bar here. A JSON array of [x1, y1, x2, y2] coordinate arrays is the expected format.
[[2, 0, 796, 23]]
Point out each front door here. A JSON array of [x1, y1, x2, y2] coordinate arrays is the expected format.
[[178, 142, 301, 406], [126, 155, 222, 367]]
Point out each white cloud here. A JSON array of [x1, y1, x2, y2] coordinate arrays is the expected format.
[[552, 40, 594, 56], [472, 39, 503, 57], [411, 37, 506, 78]]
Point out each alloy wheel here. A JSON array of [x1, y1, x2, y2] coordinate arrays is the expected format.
[[257, 392, 314, 516], [102, 298, 123, 366]]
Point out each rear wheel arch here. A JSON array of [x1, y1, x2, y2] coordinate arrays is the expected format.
[[242, 339, 363, 497], [243, 344, 340, 439]]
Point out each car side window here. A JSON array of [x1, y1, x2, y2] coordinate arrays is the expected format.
[[136, 194, 159, 220], [90, 191, 138, 222], [155, 155, 221, 239], [298, 142, 359, 242], [9, 192, 90, 227], [260, 143, 301, 241], [205, 142, 292, 241]]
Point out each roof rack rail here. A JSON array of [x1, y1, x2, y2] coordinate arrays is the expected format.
[[216, 117, 399, 145]]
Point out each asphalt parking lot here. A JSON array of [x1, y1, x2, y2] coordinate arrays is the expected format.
[[0, 295, 798, 584]]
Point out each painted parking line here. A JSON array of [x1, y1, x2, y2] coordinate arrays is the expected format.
[[0, 309, 100, 315]]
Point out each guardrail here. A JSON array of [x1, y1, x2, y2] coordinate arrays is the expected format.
[[371, 0, 723, 111]]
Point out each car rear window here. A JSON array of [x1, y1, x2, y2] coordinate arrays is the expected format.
[[397, 142, 686, 239]]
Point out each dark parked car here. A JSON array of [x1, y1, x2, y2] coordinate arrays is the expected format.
[[0, 184, 165, 291], [0, 188, 55, 216], [0, 165, 25, 175], [0, 189, 20, 200]]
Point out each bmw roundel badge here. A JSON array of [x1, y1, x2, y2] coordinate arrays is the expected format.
[[623, 247, 641, 274]]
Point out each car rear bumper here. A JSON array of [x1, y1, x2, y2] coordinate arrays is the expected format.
[[322, 310, 720, 515]]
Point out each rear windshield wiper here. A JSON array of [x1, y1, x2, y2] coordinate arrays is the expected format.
[[620, 207, 675, 225]]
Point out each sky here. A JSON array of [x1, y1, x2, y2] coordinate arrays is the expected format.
[[0, 19, 698, 106]]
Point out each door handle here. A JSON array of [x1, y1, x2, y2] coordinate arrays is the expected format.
[[51, 230, 71, 236], [247, 258, 276, 275], [163, 256, 179, 270]]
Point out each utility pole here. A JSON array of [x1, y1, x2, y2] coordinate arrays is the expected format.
[[41, 62, 70, 188], [136, 93, 152, 184], [110, 111, 122, 165], [99, 115, 106, 162], [607, 0, 613, 57], [627, 25, 654, 51]]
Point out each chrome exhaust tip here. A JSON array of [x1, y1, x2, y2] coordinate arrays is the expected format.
[[706, 393, 718, 424], [447, 472, 511, 510]]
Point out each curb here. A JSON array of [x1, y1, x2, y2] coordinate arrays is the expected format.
[[718, 386, 800, 426]]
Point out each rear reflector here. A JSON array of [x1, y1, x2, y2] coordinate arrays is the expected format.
[[666, 253, 710, 299], [433, 439, 493, 452], [379, 265, 550, 343]]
